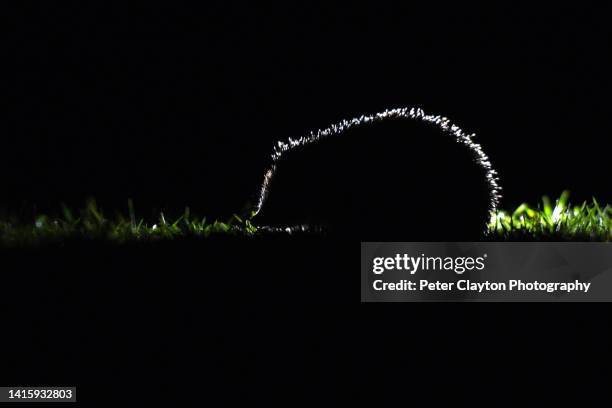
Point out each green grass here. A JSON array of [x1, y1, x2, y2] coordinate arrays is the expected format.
[[487, 191, 611, 241], [0, 199, 257, 246], [0, 192, 609, 246]]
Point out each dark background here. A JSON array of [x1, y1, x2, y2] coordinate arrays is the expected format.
[[3, 4, 611, 220], [2, 4, 612, 406]]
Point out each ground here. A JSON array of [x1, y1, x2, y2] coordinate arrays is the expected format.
[[0, 192, 609, 245]]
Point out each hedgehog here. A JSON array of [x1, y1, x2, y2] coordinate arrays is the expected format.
[[252, 107, 501, 241]]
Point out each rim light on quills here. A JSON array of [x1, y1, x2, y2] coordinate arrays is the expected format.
[[253, 107, 503, 230]]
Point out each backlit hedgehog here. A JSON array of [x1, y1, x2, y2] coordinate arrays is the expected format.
[[253, 107, 502, 240]]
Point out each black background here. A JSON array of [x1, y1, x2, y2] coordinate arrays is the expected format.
[[2, 4, 612, 406], [4, 4, 611, 218]]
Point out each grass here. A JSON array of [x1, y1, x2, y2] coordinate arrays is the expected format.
[[0, 192, 609, 246], [0, 199, 257, 246], [487, 191, 611, 241]]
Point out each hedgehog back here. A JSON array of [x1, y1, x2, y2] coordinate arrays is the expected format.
[[256, 117, 492, 241]]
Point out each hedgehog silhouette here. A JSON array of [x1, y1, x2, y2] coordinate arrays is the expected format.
[[252, 108, 502, 241]]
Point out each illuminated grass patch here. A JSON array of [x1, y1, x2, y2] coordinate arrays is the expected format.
[[0, 200, 257, 246], [488, 191, 611, 241], [0, 192, 609, 245]]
